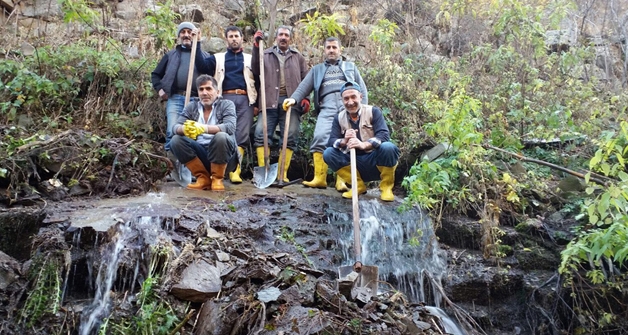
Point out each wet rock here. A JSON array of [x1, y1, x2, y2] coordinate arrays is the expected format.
[[170, 260, 221, 302], [557, 175, 585, 193], [278, 275, 317, 306], [260, 305, 332, 335], [0, 208, 45, 260], [437, 216, 481, 250], [0, 251, 20, 290], [194, 300, 236, 335]]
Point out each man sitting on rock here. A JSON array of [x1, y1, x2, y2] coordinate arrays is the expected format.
[[169, 74, 238, 191], [323, 81, 400, 201]]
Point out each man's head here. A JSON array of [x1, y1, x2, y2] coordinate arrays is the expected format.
[[275, 26, 292, 51], [224, 26, 243, 51], [196, 75, 219, 107], [177, 22, 196, 48], [340, 81, 362, 114], [324, 37, 342, 63]]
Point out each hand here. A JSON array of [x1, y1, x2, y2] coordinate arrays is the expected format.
[[253, 107, 259, 117], [300, 98, 310, 113], [191, 28, 201, 39], [347, 138, 363, 150], [254, 30, 264, 47], [158, 89, 168, 101], [282, 98, 296, 111], [344, 129, 356, 141], [183, 120, 205, 139]]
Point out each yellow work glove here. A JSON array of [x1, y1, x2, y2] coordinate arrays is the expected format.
[[282, 98, 296, 111], [183, 120, 205, 140]]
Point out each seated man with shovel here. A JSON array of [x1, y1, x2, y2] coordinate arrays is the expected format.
[[169, 74, 239, 191], [323, 81, 400, 201]]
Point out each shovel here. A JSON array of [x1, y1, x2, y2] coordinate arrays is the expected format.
[[270, 105, 302, 188], [253, 40, 278, 189], [171, 32, 199, 187], [337, 148, 378, 302]]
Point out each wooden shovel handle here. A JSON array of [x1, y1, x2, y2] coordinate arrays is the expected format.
[[278, 106, 291, 181], [351, 148, 361, 263], [185, 33, 199, 107]]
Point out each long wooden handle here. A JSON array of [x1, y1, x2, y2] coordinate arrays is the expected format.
[[278, 106, 291, 181], [259, 40, 270, 174], [350, 148, 361, 262], [185, 33, 199, 107]]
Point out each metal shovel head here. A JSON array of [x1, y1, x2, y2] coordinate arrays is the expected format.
[[170, 159, 192, 187], [253, 163, 278, 189], [337, 264, 379, 299]]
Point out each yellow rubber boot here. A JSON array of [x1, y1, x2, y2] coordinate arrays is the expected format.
[[279, 148, 293, 182], [377, 164, 397, 201], [229, 146, 245, 184], [256, 146, 265, 166], [335, 175, 349, 192], [185, 157, 212, 190], [302, 152, 328, 188], [210, 163, 227, 191], [335, 165, 367, 199]]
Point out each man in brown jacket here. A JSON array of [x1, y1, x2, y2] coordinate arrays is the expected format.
[[251, 26, 310, 182]]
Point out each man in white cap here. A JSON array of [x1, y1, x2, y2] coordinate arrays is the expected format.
[[151, 22, 209, 186]]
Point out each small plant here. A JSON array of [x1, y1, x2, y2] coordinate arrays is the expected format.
[[144, 1, 180, 51], [19, 255, 63, 327], [300, 11, 345, 46]]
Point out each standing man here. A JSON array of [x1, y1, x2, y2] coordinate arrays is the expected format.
[[151, 22, 209, 185], [283, 37, 367, 190], [251, 26, 310, 182], [194, 26, 257, 184], [323, 81, 399, 201], [169, 74, 238, 191]]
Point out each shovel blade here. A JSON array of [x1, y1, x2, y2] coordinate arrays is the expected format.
[[253, 163, 278, 189], [171, 160, 192, 187], [337, 265, 379, 299]]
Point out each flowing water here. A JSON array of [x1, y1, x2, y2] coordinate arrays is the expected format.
[[328, 198, 466, 335], [74, 201, 176, 335]]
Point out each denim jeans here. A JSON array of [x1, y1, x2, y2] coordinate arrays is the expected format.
[[165, 94, 187, 151], [253, 96, 302, 151], [170, 133, 238, 173], [323, 142, 400, 182]]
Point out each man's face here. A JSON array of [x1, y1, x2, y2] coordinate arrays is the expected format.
[[342, 88, 362, 114], [179, 28, 193, 47], [324, 40, 341, 62], [198, 81, 218, 107], [226, 30, 243, 51], [275, 28, 291, 51]]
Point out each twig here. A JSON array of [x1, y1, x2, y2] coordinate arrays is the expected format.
[[105, 152, 120, 192], [484, 144, 609, 186], [140, 150, 174, 170], [16, 130, 73, 153], [169, 309, 195, 335]]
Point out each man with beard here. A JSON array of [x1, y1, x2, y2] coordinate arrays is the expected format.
[[251, 26, 309, 182], [283, 37, 367, 191], [323, 81, 399, 201], [151, 22, 209, 185], [194, 26, 257, 184], [169, 74, 238, 191]]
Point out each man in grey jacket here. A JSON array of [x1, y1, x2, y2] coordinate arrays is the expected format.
[[169, 75, 238, 191], [283, 37, 367, 190]]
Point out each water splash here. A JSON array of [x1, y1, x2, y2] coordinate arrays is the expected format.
[[329, 199, 447, 304], [426, 306, 466, 335]]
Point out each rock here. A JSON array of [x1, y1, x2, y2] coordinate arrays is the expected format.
[[202, 37, 226, 54], [194, 300, 235, 335], [557, 175, 585, 193], [1, 0, 14, 12], [170, 260, 221, 302], [262, 305, 332, 334], [20, 0, 62, 20], [114, 10, 137, 20], [422, 143, 451, 162], [215, 251, 230, 262], [256, 286, 281, 303], [0, 251, 20, 290], [0, 208, 45, 260], [178, 4, 203, 22]]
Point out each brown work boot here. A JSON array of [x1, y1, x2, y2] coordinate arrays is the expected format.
[[210, 163, 227, 191], [185, 157, 212, 190]]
